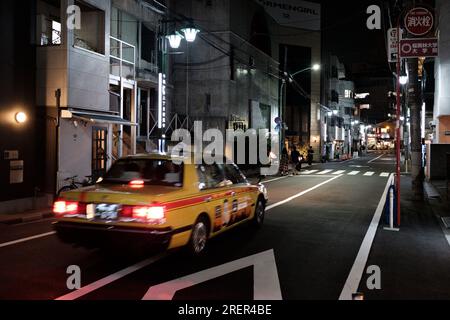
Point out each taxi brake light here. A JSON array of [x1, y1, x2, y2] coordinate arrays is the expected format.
[[132, 206, 165, 222], [129, 180, 145, 189], [53, 201, 79, 216]]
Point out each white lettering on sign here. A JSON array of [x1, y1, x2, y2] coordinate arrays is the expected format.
[[258, 0, 321, 31]]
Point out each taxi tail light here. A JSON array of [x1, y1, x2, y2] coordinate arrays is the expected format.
[[53, 201, 80, 217], [131, 206, 166, 222], [129, 180, 145, 189]]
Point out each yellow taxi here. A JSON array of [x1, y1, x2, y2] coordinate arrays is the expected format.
[[53, 154, 268, 255]]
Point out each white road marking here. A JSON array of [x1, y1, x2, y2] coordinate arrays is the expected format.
[[368, 154, 384, 164], [339, 174, 395, 301], [0, 232, 56, 249], [266, 175, 343, 211], [263, 176, 288, 184], [380, 172, 390, 177], [55, 253, 167, 300], [333, 170, 346, 175], [348, 171, 360, 176], [143, 250, 282, 301], [302, 170, 319, 175], [318, 170, 333, 175], [364, 172, 375, 177]]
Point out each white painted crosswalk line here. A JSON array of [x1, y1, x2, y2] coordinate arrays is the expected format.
[[364, 172, 375, 177], [380, 172, 390, 177], [303, 170, 318, 175], [333, 170, 346, 175], [348, 171, 360, 176], [318, 170, 333, 175]]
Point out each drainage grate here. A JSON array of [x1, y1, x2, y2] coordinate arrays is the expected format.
[[442, 217, 450, 229]]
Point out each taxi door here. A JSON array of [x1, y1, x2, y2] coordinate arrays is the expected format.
[[222, 164, 254, 226], [196, 163, 234, 235]]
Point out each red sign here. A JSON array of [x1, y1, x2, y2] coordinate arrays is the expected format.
[[404, 7, 434, 36], [400, 38, 438, 58]]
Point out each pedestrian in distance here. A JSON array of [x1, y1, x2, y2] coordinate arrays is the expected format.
[[290, 147, 301, 175], [307, 146, 315, 166]]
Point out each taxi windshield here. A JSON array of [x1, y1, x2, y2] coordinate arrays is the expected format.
[[101, 159, 183, 187]]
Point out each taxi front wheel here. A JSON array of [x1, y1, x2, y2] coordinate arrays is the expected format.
[[188, 217, 209, 255]]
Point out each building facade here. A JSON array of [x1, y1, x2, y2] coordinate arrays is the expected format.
[[168, 0, 322, 162], [433, 0, 450, 145], [322, 55, 356, 160], [0, 0, 49, 213], [35, 0, 169, 196]]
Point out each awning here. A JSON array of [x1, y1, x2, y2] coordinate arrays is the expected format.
[[68, 110, 137, 127]]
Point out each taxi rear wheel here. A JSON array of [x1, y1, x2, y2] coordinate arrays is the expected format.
[[188, 217, 210, 255]]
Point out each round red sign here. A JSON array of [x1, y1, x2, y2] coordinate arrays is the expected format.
[[404, 7, 434, 36]]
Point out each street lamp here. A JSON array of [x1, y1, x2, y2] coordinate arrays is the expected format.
[[166, 25, 200, 49], [181, 27, 200, 42], [290, 64, 321, 79], [166, 32, 184, 49], [312, 64, 321, 71], [399, 75, 408, 85]]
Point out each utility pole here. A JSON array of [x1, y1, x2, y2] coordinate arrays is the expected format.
[[407, 58, 424, 200]]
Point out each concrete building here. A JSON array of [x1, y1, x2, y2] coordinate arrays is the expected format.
[[433, 0, 450, 145], [168, 0, 322, 161], [427, 0, 450, 180], [36, 0, 168, 195], [322, 55, 356, 160], [0, 0, 52, 214]]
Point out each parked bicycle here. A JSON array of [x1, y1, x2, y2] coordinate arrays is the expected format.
[[57, 175, 95, 196]]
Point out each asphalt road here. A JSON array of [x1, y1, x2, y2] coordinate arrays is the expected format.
[[0, 152, 396, 300]]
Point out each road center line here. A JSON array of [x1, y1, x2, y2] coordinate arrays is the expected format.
[[266, 175, 343, 212], [0, 232, 56, 249], [368, 154, 384, 164], [55, 253, 168, 300], [339, 174, 395, 301], [263, 176, 289, 184]]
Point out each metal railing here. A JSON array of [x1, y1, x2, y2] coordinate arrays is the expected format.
[[110, 36, 136, 80]]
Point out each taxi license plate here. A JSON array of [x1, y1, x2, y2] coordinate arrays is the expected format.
[[95, 204, 120, 220]]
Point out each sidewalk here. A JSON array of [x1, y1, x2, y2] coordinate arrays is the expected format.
[[0, 208, 53, 225], [361, 176, 450, 300]]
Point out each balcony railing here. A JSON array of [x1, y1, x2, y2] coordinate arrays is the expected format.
[[110, 36, 135, 80]]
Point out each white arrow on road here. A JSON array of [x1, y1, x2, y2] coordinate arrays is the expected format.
[[142, 250, 282, 301]]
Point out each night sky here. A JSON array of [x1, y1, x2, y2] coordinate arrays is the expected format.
[[321, 0, 391, 76]]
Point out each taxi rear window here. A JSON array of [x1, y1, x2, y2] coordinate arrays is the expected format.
[[101, 159, 183, 187]]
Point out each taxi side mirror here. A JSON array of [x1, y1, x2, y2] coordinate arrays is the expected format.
[[257, 175, 266, 184]]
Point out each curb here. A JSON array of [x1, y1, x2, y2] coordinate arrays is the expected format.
[[0, 211, 54, 225]]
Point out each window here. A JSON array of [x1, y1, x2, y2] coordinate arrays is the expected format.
[[141, 25, 156, 64], [92, 128, 108, 180], [197, 164, 230, 189], [331, 90, 339, 103], [36, 0, 61, 46], [74, 0, 105, 54], [139, 89, 149, 138], [345, 90, 353, 98], [224, 164, 248, 185], [102, 159, 183, 187]]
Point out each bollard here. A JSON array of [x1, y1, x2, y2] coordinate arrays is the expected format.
[[389, 188, 395, 230], [384, 183, 400, 232]]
